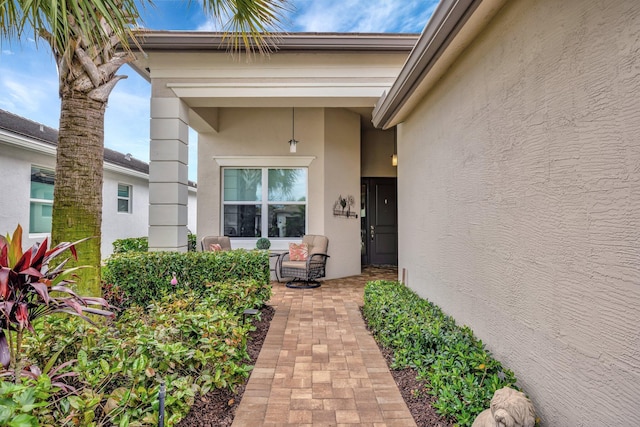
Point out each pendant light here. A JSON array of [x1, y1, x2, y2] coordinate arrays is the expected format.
[[288, 107, 298, 153]]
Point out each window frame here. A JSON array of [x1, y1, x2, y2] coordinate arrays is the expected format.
[[215, 156, 315, 248], [29, 165, 55, 236], [117, 183, 132, 214], [221, 166, 308, 240]]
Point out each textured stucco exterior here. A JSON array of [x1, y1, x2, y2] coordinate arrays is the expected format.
[[137, 38, 411, 275], [197, 107, 361, 279], [361, 127, 397, 178], [396, 1, 640, 425]]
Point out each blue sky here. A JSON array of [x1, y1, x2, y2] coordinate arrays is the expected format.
[[0, 1, 437, 180]]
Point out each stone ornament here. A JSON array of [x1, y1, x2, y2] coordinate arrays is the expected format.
[[472, 387, 536, 427]]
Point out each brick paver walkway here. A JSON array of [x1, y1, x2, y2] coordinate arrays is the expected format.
[[232, 267, 417, 427]]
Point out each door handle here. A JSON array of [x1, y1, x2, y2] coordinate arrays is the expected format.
[[370, 225, 375, 241]]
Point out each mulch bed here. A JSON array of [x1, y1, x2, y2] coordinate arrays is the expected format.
[[176, 305, 275, 427], [178, 304, 451, 427]]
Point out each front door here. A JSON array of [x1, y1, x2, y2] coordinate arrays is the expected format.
[[361, 178, 397, 265]]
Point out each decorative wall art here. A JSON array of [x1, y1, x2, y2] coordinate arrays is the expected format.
[[333, 195, 358, 218]]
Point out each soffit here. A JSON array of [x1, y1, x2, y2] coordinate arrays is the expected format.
[[131, 33, 417, 110]]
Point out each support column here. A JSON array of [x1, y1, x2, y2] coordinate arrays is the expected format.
[[148, 97, 189, 252]]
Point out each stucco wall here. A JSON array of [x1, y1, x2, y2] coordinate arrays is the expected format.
[[361, 127, 397, 178], [0, 143, 53, 244], [324, 108, 362, 278], [197, 107, 361, 279], [102, 170, 150, 257], [397, 1, 640, 425]]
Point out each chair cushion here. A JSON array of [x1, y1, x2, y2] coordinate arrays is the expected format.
[[209, 243, 223, 252], [301, 235, 328, 255], [281, 260, 307, 270], [289, 243, 308, 261]]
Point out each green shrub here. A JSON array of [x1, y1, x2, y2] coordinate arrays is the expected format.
[[255, 237, 271, 250], [14, 282, 267, 426], [363, 280, 518, 427], [112, 236, 148, 253], [102, 249, 270, 309], [187, 234, 197, 252], [113, 234, 198, 254]]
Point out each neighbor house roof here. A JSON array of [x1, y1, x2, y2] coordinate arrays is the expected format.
[[0, 109, 196, 187], [372, 0, 508, 129]]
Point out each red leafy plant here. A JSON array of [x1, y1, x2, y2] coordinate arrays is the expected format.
[[0, 225, 113, 382]]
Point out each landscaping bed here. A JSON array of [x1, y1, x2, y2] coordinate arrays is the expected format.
[[0, 240, 273, 426]]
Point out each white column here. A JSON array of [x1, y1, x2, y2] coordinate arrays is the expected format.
[[148, 97, 189, 252]]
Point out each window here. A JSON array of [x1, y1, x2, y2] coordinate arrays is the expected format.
[[222, 168, 307, 238], [30, 166, 55, 234], [117, 184, 132, 213]]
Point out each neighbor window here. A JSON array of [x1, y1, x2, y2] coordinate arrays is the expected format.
[[222, 168, 307, 238], [117, 184, 132, 213], [30, 166, 55, 234]]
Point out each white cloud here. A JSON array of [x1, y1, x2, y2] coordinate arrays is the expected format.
[[0, 68, 60, 127], [285, 0, 438, 33]]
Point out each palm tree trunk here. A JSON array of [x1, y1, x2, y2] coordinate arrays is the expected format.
[[51, 95, 105, 297]]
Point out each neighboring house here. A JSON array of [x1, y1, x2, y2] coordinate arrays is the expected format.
[[125, 1, 638, 424], [0, 109, 197, 258]]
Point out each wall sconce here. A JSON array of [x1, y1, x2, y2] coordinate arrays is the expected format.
[[391, 136, 397, 166], [288, 107, 299, 153]]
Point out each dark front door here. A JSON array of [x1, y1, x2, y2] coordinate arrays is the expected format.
[[361, 178, 397, 266]]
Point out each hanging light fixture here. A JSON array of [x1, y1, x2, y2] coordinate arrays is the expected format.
[[289, 107, 298, 153]]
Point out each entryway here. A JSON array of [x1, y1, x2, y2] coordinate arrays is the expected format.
[[360, 177, 398, 266]]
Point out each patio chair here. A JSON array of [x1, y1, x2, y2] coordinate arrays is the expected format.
[[201, 235, 232, 252], [277, 235, 330, 289]]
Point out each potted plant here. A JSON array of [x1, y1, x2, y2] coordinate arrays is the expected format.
[[256, 237, 271, 250]]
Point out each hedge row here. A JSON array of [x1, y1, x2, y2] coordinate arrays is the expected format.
[[363, 280, 519, 427], [112, 234, 198, 254], [102, 249, 270, 309]]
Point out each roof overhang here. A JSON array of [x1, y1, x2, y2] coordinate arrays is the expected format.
[[372, 0, 508, 129], [128, 32, 419, 112]]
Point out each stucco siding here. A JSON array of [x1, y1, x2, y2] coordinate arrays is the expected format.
[[0, 144, 54, 245], [361, 127, 397, 178], [397, 0, 640, 425], [324, 108, 362, 279], [197, 107, 325, 249], [196, 106, 361, 279], [102, 170, 150, 257]]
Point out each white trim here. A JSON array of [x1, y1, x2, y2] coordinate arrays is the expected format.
[[104, 163, 149, 180], [214, 156, 315, 167], [0, 130, 56, 155], [1, 129, 150, 180]]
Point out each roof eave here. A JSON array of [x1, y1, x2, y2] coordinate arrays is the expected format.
[[132, 31, 419, 52], [128, 32, 419, 81], [372, 0, 508, 130]]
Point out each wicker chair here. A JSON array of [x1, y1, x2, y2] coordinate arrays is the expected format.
[[277, 235, 329, 289], [201, 236, 232, 251]]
